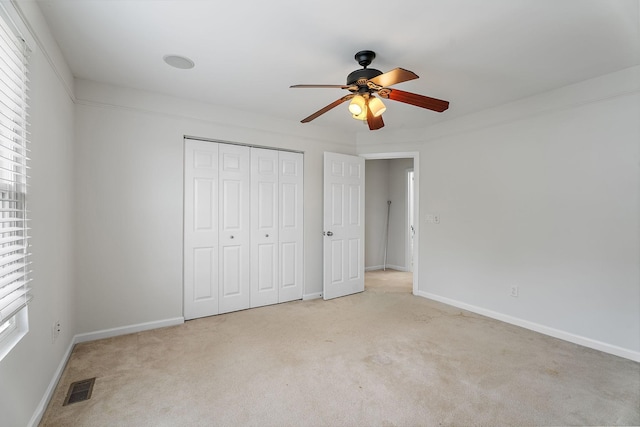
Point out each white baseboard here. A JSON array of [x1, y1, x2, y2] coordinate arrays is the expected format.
[[417, 291, 640, 362], [365, 265, 409, 272], [303, 292, 322, 300], [386, 265, 409, 272], [74, 317, 184, 343], [28, 338, 75, 427]]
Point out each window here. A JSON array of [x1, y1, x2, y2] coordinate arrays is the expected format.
[[0, 4, 31, 362]]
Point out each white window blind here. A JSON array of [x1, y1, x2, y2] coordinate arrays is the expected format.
[[0, 7, 31, 334]]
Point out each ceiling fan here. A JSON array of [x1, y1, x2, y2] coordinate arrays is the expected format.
[[290, 50, 449, 130]]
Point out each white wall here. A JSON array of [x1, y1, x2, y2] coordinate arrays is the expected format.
[[357, 66, 640, 360], [74, 79, 356, 333], [0, 1, 76, 426]]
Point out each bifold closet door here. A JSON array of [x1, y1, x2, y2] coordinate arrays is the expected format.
[[278, 151, 304, 303], [251, 149, 304, 307], [218, 143, 251, 314], [250, 148, 279, 308], [184, 140, 219, 320], [186, 140, 302, 319]]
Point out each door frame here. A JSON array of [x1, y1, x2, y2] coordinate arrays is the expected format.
[[360, 152, 419, 296], [406, 168, 414, 273]]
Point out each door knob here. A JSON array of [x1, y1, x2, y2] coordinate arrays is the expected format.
[[265, 234, 269, 237], [326, 231, 333, 236], [230, 235, 234, 239]]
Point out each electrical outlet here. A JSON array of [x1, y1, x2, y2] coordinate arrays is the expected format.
[[510, 286, 519, 297], [52, 320, 61, 342], [426, 214, 441, 224]]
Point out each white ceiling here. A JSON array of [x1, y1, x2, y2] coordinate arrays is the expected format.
[[36, 0, 640, 134]]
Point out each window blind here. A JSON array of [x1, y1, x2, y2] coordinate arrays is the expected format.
[[0, 10, 31, 328]]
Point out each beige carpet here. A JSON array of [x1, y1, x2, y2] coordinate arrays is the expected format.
[[40, 270, 639, 426]]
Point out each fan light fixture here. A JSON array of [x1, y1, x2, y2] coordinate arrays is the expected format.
[[348, 95, 366, 115], [349, 96, 386, 121], [352, 110, 367, 121], [368, 96, 386, 117]]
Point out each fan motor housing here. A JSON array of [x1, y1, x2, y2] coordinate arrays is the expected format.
[[346, 68, 383, 86]]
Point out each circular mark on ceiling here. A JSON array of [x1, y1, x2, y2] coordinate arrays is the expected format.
[[163, 55, 195, 69]]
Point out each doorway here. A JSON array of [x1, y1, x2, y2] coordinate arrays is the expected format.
[[361, 152, 419, 295]]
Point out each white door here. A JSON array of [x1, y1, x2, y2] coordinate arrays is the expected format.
[[250, 148, 279, 308], [219, 143, 251, 314], [184, 140, 219, 320], [323, 152, 365, 300], [278, 151, 304, 303]]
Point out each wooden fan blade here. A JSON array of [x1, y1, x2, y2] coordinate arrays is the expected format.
[[301, 94, 354, 123], [383, 88, 449, 112], [368, 68, 418, 88], [290, 84, 352, 89], [366, 103, 385, 130]]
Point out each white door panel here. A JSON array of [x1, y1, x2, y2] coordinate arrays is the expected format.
[[331, 240, 343, 283], [258, 243, 276, 290], [219, 144, 250, 314], [251, 148, 279, 308], [280, 241, 297, 288], [184, 141, 219, 319], [348, 238, 360, 280], [278, 151, 303, 303], [193, 247, 215, 299], [323, 152, 364, 300]]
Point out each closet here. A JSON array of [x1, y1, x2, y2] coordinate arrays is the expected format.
[[183, 139, 303, 320]]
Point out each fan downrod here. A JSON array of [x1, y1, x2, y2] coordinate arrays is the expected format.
[[354, 50, 376, 68]]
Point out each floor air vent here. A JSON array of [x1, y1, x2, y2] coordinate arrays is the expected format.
[[63, 378, 96, 406]]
